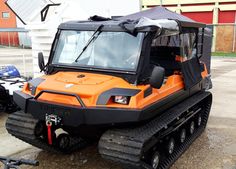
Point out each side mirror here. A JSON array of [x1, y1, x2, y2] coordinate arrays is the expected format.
[[38, 52, 45, 72], [149, 66, 165, 89]]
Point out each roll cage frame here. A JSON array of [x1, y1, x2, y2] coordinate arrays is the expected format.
[[45, 20, 205, 85]]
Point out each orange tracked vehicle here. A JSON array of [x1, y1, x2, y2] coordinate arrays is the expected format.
[[6, 7, 213, 169]]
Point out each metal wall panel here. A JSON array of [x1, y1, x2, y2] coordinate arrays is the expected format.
[[6, 0, 47, 24]]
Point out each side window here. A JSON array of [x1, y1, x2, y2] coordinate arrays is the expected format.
[[150, 35, 181, 76], [150, 35, 181, 64], [152, 35, 180, 47], [2, 12, 10, 19], [180, 33, 197, 60]]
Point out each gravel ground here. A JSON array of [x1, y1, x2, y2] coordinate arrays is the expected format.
[[0, 56, 236, 169]]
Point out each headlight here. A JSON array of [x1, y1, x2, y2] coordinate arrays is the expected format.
[[114, 96, 129, 105]]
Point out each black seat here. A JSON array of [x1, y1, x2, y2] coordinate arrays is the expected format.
[[150, 46, 181, 76]]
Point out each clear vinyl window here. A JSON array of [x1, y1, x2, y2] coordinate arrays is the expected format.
[[52, 31, 144, 71], [180, 33, 197, 59]]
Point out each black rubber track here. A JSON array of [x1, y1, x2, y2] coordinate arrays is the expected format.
[[99, 91, 212, 169], [6, 111, 87, 153]]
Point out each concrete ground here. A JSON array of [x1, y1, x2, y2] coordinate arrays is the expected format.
[[0, 52, 236, 169]]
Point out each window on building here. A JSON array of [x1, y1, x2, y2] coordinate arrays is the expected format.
[[2, 12, 10, 19]]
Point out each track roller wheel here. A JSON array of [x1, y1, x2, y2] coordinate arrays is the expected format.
[[189, 121, 195, 134], [197, 115, 202, 127], [34, 121, 45, 138], [167, 137, 175, 155], [179, 128, 186, 143], [56, 133, 71, 152], [151, 151, 160, 169]]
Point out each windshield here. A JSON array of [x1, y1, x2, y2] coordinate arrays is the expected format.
[[52, 30, 144, 71]]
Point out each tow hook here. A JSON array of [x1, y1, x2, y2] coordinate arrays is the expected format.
[[45, 114, 62, 145]]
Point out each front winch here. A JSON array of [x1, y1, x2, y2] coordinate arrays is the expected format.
[[45, 114, 62, 145]]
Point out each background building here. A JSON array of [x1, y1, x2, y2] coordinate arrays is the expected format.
[[2, 0, 236, 53], [142, 0, 236, 53], [5, 0, 141, 76], [0, 0, 19, 46], [142, 0, 236, 24]]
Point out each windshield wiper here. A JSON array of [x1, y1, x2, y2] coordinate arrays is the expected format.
[[75, 24, 104, 62]]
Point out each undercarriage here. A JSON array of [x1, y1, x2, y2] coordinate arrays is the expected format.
[[6, 91, 212, 168]]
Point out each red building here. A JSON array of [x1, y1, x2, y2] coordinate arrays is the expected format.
[[142, 0, 236, 52], [142, 1, 236, 24], [0, 0, 19, 46]]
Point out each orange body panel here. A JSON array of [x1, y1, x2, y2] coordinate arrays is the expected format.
[[22, 72, 185, 109], [22, 63, 208, 109], [201, 63, 208, 78]]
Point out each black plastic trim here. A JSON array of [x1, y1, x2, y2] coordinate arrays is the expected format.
[[96, 88, 141, 105], [28, 100, 139, 127], [140, 89, 188, 120], [144, 87, 152, 98], [28, 78, 45, 95], [13, 88, 196, 127], [13, 76, 206, 127], [13, 91, 33, 111], [41, 4, 60, 22], [34, 90, 86, 107]]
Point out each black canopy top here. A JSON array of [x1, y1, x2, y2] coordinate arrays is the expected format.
[[59, 20, 137, 32], [121, 6, 193, 21], [119, 6, 205, 28], [58, 6, 205, 31]]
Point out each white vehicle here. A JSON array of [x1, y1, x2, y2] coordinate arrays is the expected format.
[[0, 66, 26, 113]]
